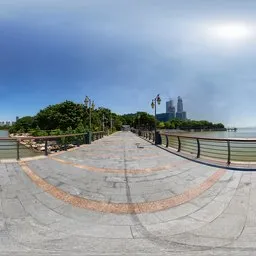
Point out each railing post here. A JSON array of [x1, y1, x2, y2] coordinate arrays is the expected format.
[[77, 136, 80, 147], [196, 138, 200, 158], [227, 140, 231, 165], [16, 140, 20, 160], [45, 140, 48, 156], [166, 135, 169, 148], [155, 131, 161, 145], [177, 136, 181, 152], [64, 137, 67, 151]]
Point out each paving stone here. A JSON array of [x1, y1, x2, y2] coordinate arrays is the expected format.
[[154, 202, 199, 221], [0, 131, 255, 254], [131, 217, 206, 238], [2, 198, 27, 219], [169, 232, 233, 247], [189, 200, 229, 222], [192, 213, 246, 239], [20, 198, 63, 225]]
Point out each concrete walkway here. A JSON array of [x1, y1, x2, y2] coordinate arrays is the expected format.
[[0, 131, 256, 255]]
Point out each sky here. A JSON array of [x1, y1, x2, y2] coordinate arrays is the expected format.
[[1, 0, 256, 126]]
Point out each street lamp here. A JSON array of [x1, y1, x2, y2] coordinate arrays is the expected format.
[[84, 96, 95, 130], [138, 114, 141, 130], [102, 114, 106, 132], [151, 94, 161, 145], [110, 112, 113, 133]]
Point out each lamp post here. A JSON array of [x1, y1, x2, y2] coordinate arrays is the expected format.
[[138, 114, 141, 130], [102, 114, 105, 132], [151, 94, 161, 145], [84, 96, 95, 130], [110, 112, 113, 133]]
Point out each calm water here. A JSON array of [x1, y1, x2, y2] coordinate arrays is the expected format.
[[188, 128, 256, 139], [0, 130, 8, 137], [0, 130, 41, 159], [163, 128, 256, 162]]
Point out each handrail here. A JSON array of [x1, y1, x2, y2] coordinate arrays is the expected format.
[[0, 131, 105, 160], [160, 132, 256, 142], [1, 132, 105, 141], [138, 130, 256, 165]]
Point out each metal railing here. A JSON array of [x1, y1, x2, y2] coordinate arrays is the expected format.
[[139, 131, 256, 164], [0, 131, 105, 160]]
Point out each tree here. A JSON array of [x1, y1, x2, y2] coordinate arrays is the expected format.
[[11, 116, 35, 133], [158, 122, 165, 129], [34, 101, 85, 131]]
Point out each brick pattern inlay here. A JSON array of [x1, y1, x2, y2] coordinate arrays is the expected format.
[[19, 162, 226, 214], [50, 156, 188, 174]]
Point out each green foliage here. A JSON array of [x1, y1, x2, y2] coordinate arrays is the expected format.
[[2, 99, 225, 136], [74, 122, 86, 134], [158, 122, 165, 129], [159, 119, 225, 131], [49, 129, 63, 136], [32, 130, 48, 137], [34, 101, 85, 131], [164, 121, 175, 129], [121, 112, 155, 130], [11, 116, 35, 133]]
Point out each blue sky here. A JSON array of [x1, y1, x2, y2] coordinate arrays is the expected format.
[[1, 0, 256, 126]]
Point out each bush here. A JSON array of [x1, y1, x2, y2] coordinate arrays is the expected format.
[[30, 129, 48, 137]]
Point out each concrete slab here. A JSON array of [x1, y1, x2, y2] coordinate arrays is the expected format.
[[0, 131, 255, 254]]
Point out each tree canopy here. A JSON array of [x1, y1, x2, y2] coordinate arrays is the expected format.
[[5, 100, 225, 135]]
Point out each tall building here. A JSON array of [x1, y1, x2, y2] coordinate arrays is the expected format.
[[165, 99, 176, 119], [177, 96, 183, 113], [16, 116, 19, 122], [166, 99, 175, 113], [176, 96, 187, 120], [156, 96, 188, 122]]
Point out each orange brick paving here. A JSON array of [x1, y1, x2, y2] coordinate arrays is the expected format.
[[19, 161, 226, 214], [50, 156, 190, 174]]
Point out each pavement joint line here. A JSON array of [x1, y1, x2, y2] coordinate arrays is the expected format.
[[63, 153, 168, 160], [19, 161, 226, 214], [49, 156, 190, 174]]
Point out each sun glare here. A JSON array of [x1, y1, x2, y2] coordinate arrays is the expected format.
[[208, 23, 253, 41]]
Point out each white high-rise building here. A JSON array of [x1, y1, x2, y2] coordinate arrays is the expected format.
[[176, 96, 187, 120], [177, 96, 183, 113], [166, 99, 176, 119]]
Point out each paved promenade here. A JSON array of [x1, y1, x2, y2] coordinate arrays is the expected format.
[[0, 132, 256, 255]]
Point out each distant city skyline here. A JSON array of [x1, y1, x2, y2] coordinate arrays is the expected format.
[[1, 1, 256, 127], [156, 96, 187, 122]]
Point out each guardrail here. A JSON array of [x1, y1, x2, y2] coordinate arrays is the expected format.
[[0, 131, 105, 160], [139, 130, 256, 164]]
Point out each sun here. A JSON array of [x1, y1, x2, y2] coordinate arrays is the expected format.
[[208, 23, 252, 41]]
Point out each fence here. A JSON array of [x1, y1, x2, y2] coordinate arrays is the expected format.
[[139, 131, 256, 164], [0, 131, 105, 160]]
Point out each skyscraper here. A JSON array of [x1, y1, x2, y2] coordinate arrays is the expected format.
[[156, 96, 188, 122], [176, 96, 187, 120], [177, 96, 183, 113], [166, 99, 174, 113], [166, 99, 176, 119]]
